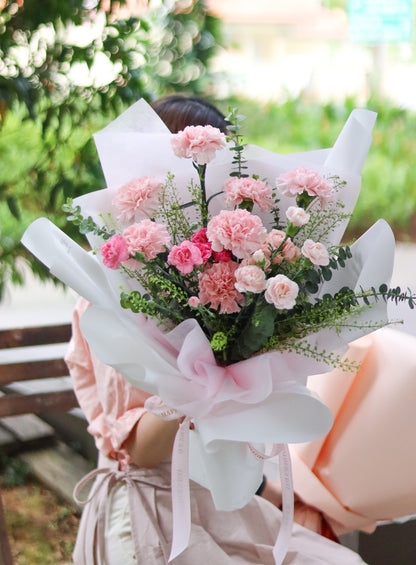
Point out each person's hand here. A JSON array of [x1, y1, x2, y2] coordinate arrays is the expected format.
[[125, 411, 181, 468]]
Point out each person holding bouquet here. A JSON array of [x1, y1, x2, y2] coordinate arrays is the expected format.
[[66, 95, 369, 565]]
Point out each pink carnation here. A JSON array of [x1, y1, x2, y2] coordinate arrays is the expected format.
[[171, 125, 227, 165], [100, 235, 129, 269], [223, 177, 273, 211], [168, 240, 204, 274], [198, 261, 244, 314], [282, 240, 301, 264], [264, 229, 286, 251], [286, 206, 310, 227], [112, 176, 162, 223], [262, 229, 286, 264], [123, 220, 170, 260], [301, 239, 330, 266], [188, 296, 201, 308], [277, 167, 334, 203], [122, 257, 143, 271], [234, 265, 267, 294], [265, 274, 299, 310], [261, 229, 300, 265], [207, 209, 267, 259], [191, 228, 212, 262]]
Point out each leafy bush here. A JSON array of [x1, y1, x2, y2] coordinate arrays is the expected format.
[[0, 0, 222, 296], [218, 96, 416, 241]]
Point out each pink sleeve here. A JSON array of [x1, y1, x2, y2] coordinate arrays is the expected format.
[[65, 297, 151, 466]]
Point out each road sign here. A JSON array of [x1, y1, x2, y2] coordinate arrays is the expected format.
[[348, 0, 414, 43]]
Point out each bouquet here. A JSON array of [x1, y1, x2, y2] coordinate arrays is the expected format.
[[21, 100, 415, 564], [64, 113, 375, 368]]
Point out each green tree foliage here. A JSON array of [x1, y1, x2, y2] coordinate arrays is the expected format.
[[0, 0, 222, 295]]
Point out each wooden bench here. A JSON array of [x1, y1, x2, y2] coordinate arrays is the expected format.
[[0, 322, 80, 565]]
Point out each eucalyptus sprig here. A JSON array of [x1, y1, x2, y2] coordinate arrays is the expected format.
[[357, 284, 416, 309], [225, 107, 249, 179], [63, 199, 115, 240]]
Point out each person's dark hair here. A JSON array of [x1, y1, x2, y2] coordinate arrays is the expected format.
[[151, 94, 228, 134]]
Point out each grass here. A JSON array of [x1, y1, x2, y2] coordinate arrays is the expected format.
[[1, 460, 80, 565]]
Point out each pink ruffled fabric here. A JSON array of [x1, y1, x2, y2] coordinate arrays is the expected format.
[[73, 456, 367, 565], [65, 297, 151, 469]]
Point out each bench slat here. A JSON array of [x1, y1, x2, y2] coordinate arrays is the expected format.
[[0, 359, 69, 385], [0, 390, 78, 418], [0, 324, 72, 349]]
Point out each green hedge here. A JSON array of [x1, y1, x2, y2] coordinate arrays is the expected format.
[[218, 96, 416, 241]]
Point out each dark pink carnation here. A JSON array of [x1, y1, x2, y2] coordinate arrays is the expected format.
[[198, 261, 243, 314], [213, 249, 232, 262], [191, 228, 212, 262], [168, 240, 204, 274], [100, 235, 129, 269]]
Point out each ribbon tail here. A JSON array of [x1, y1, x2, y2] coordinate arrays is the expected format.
[[169, 417, 192, 562], [273, 444, 294, 565]]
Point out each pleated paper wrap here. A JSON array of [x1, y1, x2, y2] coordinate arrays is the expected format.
[[290, 327, 416, 535]]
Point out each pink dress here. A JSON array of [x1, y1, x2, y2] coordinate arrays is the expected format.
[[66, 298, 367, 565]]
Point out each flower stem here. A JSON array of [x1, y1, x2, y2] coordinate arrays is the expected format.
[[197, 163, 208, 226]]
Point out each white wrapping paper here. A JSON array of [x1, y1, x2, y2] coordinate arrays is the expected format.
[[21, 100, 392, 514]]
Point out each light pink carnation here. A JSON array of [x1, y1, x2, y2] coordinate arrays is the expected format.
[[171, 125, 227, 165], [286, 206, 310, 227], [277, 167, 334, 202], [122, 257, 143, 271], [188, 296, 201, 308], [112, 176, 162, 223], [198, 261, 243, 314], [206, 209, 267, 259], [234, 265, 267, 294], [251, 249, 267, 264], [264, 229, 286, 250], [123, 220, 170, 260], [223, 177, 273, 211], [301, 239, 330, 266], [282, 240, 301, 264], [262, 229, 286, 264], [265, 274, 299, 310], [100, 235, 129, 269], [168, 240, 204, 274]]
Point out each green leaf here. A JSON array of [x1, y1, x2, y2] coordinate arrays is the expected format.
[[230, 302, 276, 361], [306, 268, 321, 284], [305, 281, 319, 294], [321, 266, 332, 281], [6, 196, 20, 220]]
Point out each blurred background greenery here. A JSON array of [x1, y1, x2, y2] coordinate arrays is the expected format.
[[1, 0, 416, 297]]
